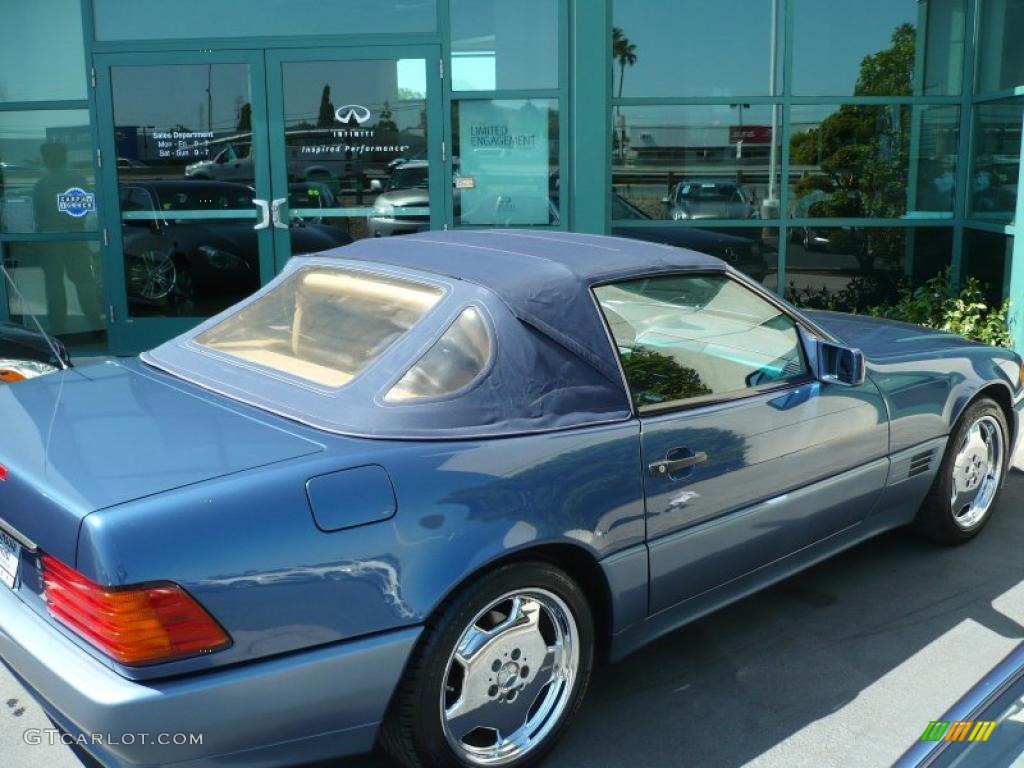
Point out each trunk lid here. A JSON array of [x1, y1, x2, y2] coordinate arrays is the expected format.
[[802, 310, 984, 361], [0, 360, 323, 563]]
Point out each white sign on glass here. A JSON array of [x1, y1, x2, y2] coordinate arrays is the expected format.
[[458, 100, 550, 226]]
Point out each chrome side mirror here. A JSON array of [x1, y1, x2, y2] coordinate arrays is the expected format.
[[817, 339, 865, 387]]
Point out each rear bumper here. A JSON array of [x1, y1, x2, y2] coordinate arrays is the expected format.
[[0, 584, 420, 767]]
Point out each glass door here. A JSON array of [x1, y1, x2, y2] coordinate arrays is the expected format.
[[94, 51, 275, 353], [265, 46, 445, 269]]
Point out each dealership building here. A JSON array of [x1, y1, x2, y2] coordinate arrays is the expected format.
[[1, 0, 1022, 355]]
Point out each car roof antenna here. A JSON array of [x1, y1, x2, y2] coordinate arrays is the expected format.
[[1, 261, 70, 371]]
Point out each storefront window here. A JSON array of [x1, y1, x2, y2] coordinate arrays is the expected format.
[[3, 240, 105, 348], [788, 104, 959, 219], [93, 0, 437, 39], [451, 0, 558, 91], [792, 0, 965, 96], [970, 98, 1022, 222], [963, 228, 1013, 302], [784, 227, 952, 312], [611, 1, 781, 98], [0, 0, 86, 103], [453, 99, 559, 226], [977, 0, 1024, 93], [0, 110, 96, 234], [110, 64, 261, 319], [281, 58, 431, 241], [612, 105, 781, 222]]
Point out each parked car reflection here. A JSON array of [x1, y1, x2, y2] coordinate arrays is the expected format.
[[611, 193, 769, 283], [662, 180, 760, 221], [184, 134, 364, 193], [368, 161, 431, 237], [119, 180, 351, 317]]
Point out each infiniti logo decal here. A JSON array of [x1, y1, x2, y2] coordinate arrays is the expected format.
[[334, 104, 372, 125]]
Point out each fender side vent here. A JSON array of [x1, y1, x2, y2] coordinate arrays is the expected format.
[[907, 450, 935, 478]]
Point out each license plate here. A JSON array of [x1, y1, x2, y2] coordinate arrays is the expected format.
[[0, 529, 20, 589]]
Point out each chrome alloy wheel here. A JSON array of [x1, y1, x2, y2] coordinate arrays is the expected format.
[[128, 251, 177, 300], [950, 414, 1005, 529], [440, 589, 580, 766]]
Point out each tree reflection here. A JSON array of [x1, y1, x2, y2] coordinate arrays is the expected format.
[[613, 27, 638, 160], [788, 24, 926, 310], [791, 24, 914, 224], [316, 84, 335, 129], [620, 346, 711, 407]]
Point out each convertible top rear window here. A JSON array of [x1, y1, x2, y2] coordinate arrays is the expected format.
[[195, 266, 443, 387]]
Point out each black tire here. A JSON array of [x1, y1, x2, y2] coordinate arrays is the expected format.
[[913, 397, 1010, 544], [167, 260, 196, 316], [381, 561, 594, 768]]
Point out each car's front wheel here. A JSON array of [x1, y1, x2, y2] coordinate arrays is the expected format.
[[914, 397, 1010, 543], [382, 562, 594, 768]]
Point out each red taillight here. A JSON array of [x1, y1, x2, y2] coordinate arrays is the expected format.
[[0, 464, 7, 482], [41, 555, 230, 665]]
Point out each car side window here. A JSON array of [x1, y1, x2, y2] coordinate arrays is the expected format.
[[384, 306, 492, 402], [120, 187, 155, 214], [594, 274, 809, 409]]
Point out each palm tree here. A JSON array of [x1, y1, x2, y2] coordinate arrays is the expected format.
[[612, 27, 637, 102], [612, 26, 637, 160]]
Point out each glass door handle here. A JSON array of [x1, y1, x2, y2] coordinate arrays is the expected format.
[[253, 199, 271, 230], [271, 198, 289, 230]]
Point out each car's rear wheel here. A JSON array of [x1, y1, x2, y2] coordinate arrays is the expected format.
[[914, 397, 1009, 543], [381, 562, 594, 768]]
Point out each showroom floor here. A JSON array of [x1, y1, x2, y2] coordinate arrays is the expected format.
[[4, 458, 1023, 768]]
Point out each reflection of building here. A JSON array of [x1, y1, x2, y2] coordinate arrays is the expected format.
[[1, 0, 1023, 355], [624, 122, 775, 163]]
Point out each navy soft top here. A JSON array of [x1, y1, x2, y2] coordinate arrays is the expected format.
[[144, 231, 728, 439]]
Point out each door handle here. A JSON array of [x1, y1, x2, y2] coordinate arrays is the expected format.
[[271, 197, 289, 230], [648, 451, 708, 478], [253, 199, 270, 230]]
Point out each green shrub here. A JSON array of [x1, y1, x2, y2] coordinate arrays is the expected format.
[[867, 268, 1012, 347], [789, 268, 1011, 347]]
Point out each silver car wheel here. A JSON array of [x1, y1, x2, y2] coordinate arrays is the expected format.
[[128, 250, 177, 300], [440, 589, 580, 766], [950, 414, 1005, 530]]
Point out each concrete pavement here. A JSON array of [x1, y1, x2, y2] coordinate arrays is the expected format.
[[3, 474, 1024, 768]]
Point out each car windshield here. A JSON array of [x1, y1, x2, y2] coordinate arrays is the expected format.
[[195, 266, 443, 387], [389, 165, 429, 190], [678, 183, 744, 203], [159, 186, 254, 211]]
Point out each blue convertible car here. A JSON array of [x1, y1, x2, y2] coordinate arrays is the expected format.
[[0, 231, 1022, 768]]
